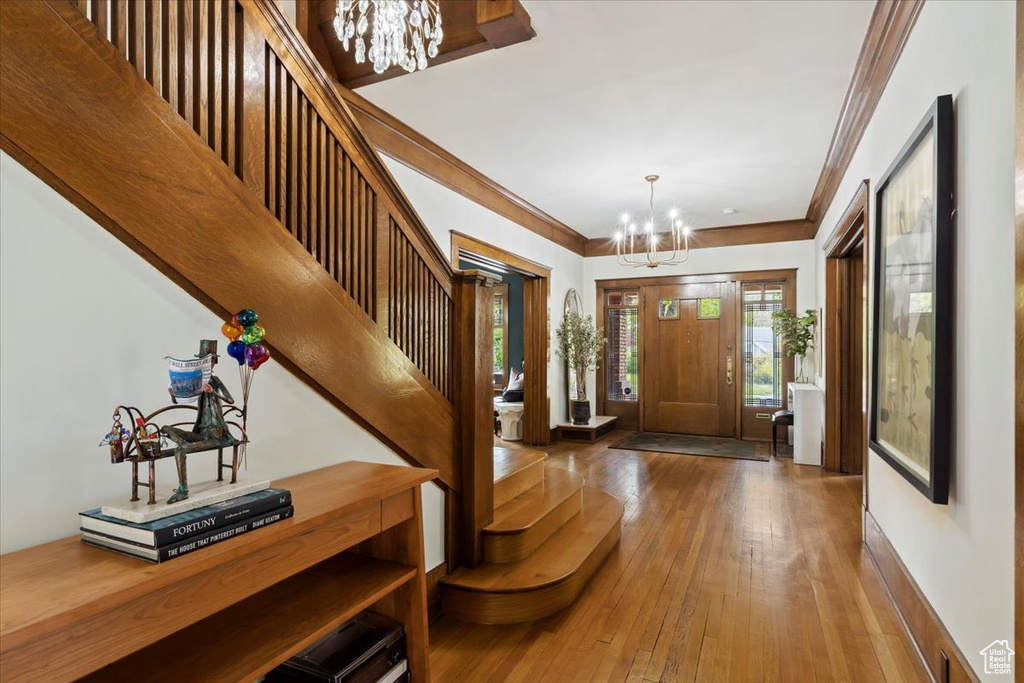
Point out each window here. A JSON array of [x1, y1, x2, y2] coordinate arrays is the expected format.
[[605, 290, 639, 402], [742, 284, 783, 407], [606, 291, 639, 307], [493, 284, 509, 389], [698, 297, 721, 319]]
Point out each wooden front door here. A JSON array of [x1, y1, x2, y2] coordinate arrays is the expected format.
[[642, 283, 736, 436]]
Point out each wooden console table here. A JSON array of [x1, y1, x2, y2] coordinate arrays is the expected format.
[[0, 461, 437, 683]]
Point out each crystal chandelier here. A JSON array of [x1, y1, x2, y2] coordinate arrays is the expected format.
[[334, 0, 443, 75], [615, 175, 691, 268]]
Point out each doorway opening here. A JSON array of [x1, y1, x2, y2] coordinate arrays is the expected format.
[[596, 269, 796, 442], [451, 232, 551, 446], [824, 180, 869, 476]]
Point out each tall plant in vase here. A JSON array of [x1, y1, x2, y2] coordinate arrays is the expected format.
[[555, 312, 606, 425], [771, 308, 817, 383]]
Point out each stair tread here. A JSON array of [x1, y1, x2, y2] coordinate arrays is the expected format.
[[494, 447, 546, 484], [486, 467, 584, 534], [444, 488, 623, 593]]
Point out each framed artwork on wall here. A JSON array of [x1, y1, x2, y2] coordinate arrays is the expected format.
[[869, 94, 954, 504]]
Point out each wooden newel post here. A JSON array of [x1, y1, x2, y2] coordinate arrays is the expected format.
[[452, 269, 500, 568]]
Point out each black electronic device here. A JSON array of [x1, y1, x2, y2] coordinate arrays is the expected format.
[[265, 612, 406, 683]]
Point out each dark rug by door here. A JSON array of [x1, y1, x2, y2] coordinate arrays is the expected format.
[[610, 432, 769, 462]]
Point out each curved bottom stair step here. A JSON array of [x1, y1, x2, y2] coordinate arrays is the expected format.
[[484, 467, 584, 564], [442, 487, 623, 624]]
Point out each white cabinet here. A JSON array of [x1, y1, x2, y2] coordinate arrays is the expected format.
[[787, 382, 823, 466]]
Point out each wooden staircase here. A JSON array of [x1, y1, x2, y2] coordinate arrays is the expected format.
[[441, 448, 623, 624], [1, 0, 505, 568]]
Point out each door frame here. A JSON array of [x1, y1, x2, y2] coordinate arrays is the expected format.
[[596, 268, 797, 437], [823, 181, 870, 481], [450, 231, 551, 446], [1013, 3, 1022, 661]]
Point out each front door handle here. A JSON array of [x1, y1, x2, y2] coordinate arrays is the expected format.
[[726, 355, 733, 385]]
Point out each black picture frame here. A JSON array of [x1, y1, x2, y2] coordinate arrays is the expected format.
[[869, 94, 954, 504]]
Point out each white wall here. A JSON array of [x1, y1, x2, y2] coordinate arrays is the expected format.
[[275, 0, 296, 25], [812, 1, 1015, 674], [583, 240, 819, 403], [0, 153, 445, 570], [381, 156, 588, 427]]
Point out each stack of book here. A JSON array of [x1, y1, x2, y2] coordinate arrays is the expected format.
[[80, 488, 293, 562]]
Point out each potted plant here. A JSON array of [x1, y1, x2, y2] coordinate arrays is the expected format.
[[555, 312, 606, 425], [771, 308, 817, 383]]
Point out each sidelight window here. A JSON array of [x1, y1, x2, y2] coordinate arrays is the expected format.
[[605, 290, 639, 402], [493, 285, 509, 389], [742, 284, 783, 407]]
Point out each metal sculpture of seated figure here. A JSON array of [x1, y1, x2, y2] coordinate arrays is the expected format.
[[161, 340, 239, 504]]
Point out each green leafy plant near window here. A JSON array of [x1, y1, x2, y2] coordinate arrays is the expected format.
[[555, 312, 606, 402], [771, 308, 817, 381]]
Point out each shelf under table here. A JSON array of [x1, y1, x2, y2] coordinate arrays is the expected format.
[[79, 553, 416, 683]]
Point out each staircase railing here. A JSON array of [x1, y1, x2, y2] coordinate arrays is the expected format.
[[1, 0, 495, 568]]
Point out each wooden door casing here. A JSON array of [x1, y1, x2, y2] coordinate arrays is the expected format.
[[824, 180, 869, 476], [449, 232, 551, 447]]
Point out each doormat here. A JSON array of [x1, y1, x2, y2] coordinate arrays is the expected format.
[[610, 432, 769, 462]]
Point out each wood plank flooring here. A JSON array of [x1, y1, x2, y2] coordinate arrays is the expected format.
[[428, 433, 928, 682]]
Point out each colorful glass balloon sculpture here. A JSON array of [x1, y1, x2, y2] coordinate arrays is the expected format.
[[251, 346, 271, 370], [222, 321, 243, 341], [235, 309, 258, 328], [227, 340, 247, 366], [241, 323, 265, 344], [245, 342, 268, 367]]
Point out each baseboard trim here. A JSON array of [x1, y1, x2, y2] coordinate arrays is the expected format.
[[863, 511, 979, 683]]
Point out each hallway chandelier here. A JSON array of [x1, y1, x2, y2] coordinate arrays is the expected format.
[[334, 0, 443, 75], [615, 175, 691, 269]]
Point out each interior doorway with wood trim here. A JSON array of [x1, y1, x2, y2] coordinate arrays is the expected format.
[[450, 232, 550, 446], [596, 269, 796, 443], [824, 180, 869, 476]]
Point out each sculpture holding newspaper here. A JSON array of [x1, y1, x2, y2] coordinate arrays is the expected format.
[[102, 310, 272, 506]]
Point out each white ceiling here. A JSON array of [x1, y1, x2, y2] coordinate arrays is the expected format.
[[358, 0, 874, 239]]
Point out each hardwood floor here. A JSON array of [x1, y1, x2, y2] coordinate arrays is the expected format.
[[429, 433, 929, 682]]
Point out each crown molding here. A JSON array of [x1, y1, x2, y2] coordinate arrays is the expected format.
[[336, 0, 923, 258], [337, 88, 590, 256], [583, 219, 814, 257], [805, 0, 925, 236]]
